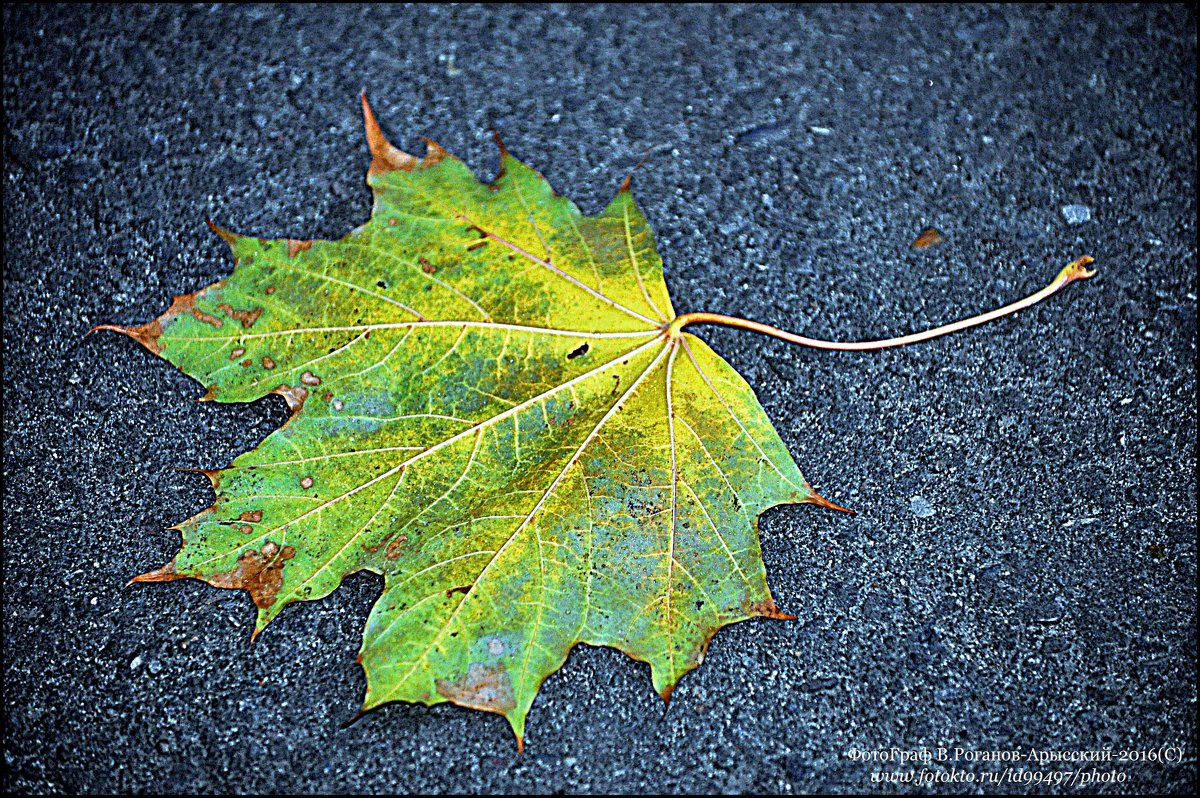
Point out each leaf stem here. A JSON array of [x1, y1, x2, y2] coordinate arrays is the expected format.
[[671, 256, 1095, 350]]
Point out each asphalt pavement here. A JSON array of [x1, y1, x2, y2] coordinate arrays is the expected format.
[[3, 4, 1196, 793]]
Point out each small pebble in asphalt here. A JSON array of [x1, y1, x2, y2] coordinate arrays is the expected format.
[[1061, 204, 1092, 225], [910, 496, 936, 518]]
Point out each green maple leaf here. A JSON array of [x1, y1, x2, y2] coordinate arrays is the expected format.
[[95, 95, 1095, 749]]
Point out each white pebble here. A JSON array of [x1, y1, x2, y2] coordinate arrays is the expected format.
[[1061, 204, 1092, 225]]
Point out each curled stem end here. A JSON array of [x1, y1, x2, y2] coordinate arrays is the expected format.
[[1060, 255, 1097, 283]]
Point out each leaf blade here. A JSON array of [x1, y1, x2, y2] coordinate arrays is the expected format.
[[109, 101, 815, 746]]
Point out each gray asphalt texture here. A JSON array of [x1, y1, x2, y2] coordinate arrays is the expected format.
[[3, 4, 1196, 794]]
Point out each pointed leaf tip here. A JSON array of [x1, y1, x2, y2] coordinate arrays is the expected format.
[[805, 489, 856, 516], [361, 93, 418, 174], [87, 321, 164, 355], [86, 322, 127, 339], [659, 682, 675, 707], [131, 561, 183, 584], [618, 147, 654, 194], [174, 466, 220, 488], [492, 129, 510, 160], [746, 596, 797, 621], [340, 707, 369, 730], [206, 218, 240, 250], [420, 137, 448, 165]]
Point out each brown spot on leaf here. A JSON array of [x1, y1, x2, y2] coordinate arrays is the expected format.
[[385, 533, 408, 560], [287, 239, 313, 258], [419, 256, 437, 274], [446, 585, 471, 598], [265, 286, 276, 295], [230, 347, 246, 359], [239, 510, 263, 523], [240, 524, 253, 534], [191, 308, 224, 328], [567, 343, 589, 360], [217, 303, 263, 329], [911, 227, 944, 249], [300, 476, 314, 489], [435, 662, 516, 714], [262, 356, 276, 370], [240, 358, 252, 367], [209, 542, 297, 609], [300, 371, 321, 386], [388, 218, 398, 226], [466, 240, 488, 252], [132, 541, 296, 610], [271, 384, 308, 412], [363, 528, 408, 557]]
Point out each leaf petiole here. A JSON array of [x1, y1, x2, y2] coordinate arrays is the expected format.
[[670, 256, 1095, 351]]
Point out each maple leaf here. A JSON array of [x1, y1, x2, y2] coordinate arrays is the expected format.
[[94, 94, 1095, 749]]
